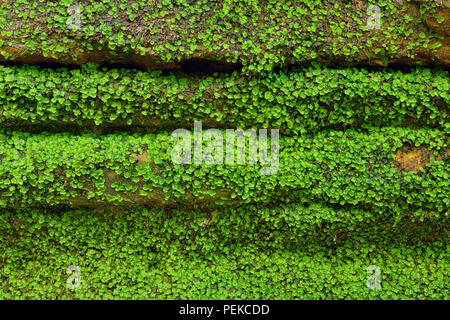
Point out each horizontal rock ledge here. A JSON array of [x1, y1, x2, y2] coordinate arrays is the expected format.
[[3, 202, 447, 252], [0, 64, 448, 134], [0, 127, 447, 209], [0, 0, 449, 72], [1, 207, 448, 299]]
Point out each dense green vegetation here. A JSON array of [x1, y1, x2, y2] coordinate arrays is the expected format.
[[0, 127, 447, 209], [0, 0, 448, 71], [0, 206, 448, 299], [0, 64, 448, 132], [0, 0, 448, 301]]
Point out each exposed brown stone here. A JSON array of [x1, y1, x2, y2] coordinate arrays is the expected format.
[[134, 151, 151, 165], [425, 6, 450, 35], [395, 145, 433, 172]]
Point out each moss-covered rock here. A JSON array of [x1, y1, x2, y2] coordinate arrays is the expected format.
[[0, 206, 448, 299], [0, 64, 448, 133], [0, 0, 449, 72], [0, 127, 447, 209]]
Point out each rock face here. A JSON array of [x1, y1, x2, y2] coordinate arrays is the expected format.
[[0, 64, 448, 133], [0, 128, 447, 209], [0, 0, 449, 71], [425, 7, 450, 36], [0, 0, 448, 300]]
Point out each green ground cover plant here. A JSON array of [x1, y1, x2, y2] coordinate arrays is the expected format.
[[0, 206, 448, 299], [0, 0, 448, 301], [0, 64, 448, 133], [0, 127, 447, 210], [0, 0, 448, 71]]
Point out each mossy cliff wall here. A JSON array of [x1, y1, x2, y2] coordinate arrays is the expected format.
[[0, 0, 449, 71], [0, 0, 448, 300]]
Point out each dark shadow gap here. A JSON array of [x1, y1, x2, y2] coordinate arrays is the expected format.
[[180, 58, 242, 75], [275, 60, 450, 75], [0, 61, 82, 71], [0, 58, 243, 76]]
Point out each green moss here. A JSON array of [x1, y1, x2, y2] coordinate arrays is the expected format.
[[0, 0, 448, 301], [0, 0, 446, 72], [0, 64, 448, 133], [0, 206, 448, 299], [0, 127, 447, 210]]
